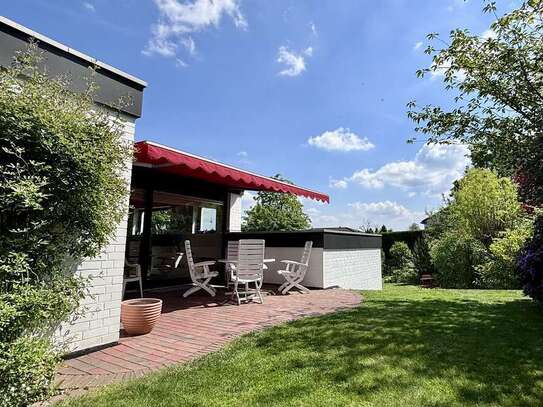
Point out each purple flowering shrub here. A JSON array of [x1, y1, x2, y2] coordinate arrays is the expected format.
[[517, 216, 543, 301]]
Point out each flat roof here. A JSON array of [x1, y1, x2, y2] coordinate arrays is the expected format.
[[0, 16, 147, 88]]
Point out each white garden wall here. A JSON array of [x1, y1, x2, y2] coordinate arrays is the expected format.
[[323, 249, 382, 290]]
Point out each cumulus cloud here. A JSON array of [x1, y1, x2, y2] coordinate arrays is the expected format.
[[329, 179, 348, 189], [144, 0, 246, 60], [277, 46, 310, 77], [340, 143, 470, 196], [308, 201, 425, 231], [308, 128, 375, 152]]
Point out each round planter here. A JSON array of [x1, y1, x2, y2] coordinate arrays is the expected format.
[[121, 298, 163, 335]]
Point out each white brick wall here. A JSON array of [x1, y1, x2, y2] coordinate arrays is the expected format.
[[227, 192, 242, 232], [323, 249, 382, 290], [55, 113, 136, 353], [262, 247, 324, 288]]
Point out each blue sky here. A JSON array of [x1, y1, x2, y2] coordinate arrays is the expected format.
[[4, 0, 513, 230]]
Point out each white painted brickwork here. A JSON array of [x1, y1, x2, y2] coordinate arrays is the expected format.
[[55, 114, 136, 353], [227, 192, 242, 232], [323, 249, 382, 290]]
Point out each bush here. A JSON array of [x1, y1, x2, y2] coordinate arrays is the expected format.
[[477, 220, 533, 289], [0, 44, 131, 405], [412, 237, 434, 276], [517, 216, 543, 301], [384, 242, 418, 284], [431, 233, 487, 288]]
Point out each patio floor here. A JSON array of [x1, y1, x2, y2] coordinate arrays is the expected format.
[[55, 287, 361, 397]]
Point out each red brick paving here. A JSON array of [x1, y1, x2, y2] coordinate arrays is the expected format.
[[55, 287, 361, 395]]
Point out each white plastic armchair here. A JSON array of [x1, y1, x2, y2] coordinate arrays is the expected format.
[[231, 239, 265, 305], [277, 241, 313, 294], [183, 240, 219, 298]]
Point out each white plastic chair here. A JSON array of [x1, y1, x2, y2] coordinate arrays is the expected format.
[[183, 240, 219, 298], [225, 240, 269, 289], [123, 259, 143, 299], [225, 240, 239, 289], [231, 239, 265, 305], [277, 241, 313, 294]]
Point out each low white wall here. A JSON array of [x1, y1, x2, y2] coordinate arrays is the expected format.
[[262, 247, 324, 288], [323, 249, 382, 290]]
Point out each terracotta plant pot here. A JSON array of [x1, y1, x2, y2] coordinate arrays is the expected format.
[[121, 298, 163, 335]]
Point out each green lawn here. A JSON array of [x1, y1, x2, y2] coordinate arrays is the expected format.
[[59, 285, 543, 407]]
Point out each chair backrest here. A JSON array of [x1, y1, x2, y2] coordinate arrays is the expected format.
[[236, 239, 265, 280], [300, 241, 313, 266], [226, 241, 239, 261], [184, 240, 197, 280]]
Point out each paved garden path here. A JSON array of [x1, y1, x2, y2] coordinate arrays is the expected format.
[[54, 288, 361, 399]]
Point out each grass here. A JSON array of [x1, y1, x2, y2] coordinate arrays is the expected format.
[[59, 285, 543, 407]]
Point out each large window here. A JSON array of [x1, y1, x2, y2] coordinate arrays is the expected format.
[[127, 190, 223, 236]]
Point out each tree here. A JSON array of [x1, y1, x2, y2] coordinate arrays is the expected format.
[[242, 175, 311, 232], [0, 44, 131, 406], [408, 223, 421, 231], [429, 169, 531, 288], [449, 169, 523, 246], [408, 0, 543, 207]]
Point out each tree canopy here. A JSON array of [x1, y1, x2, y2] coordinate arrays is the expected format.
[[408, 0, 543, 206], [242, 175, 311, 232]]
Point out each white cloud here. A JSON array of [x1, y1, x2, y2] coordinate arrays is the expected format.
[[308, 127, 375, 152], [83, 2, 95, 12], [144, 0, 246, 59], [413, 41, 423, 50], [342, 143, 470, 196], [310, 22, 318, 37], [237, 151, 248, 157], [481, 29, 497, 40], [329, 179, 348, 189], [309, 201, 424, 231], [303, 46, 313, 57], [175, 58, 188, 68], [241, 191, 256, 213], [277, 46, 309, 77]]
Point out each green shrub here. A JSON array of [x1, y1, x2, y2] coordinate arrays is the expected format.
[[0, 44, 131, 405], [431, 233, 487, 288], [477, 220, 533, 289], [412, 237, 434, 276], [384, 242, 418, 284]]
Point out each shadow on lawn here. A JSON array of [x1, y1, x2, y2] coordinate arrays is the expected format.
[[253, 294, 543, 406]]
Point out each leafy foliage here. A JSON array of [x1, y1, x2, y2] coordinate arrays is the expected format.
[[449, 168, 523, 246], [431, 232, 487, 288], [517, 215, 543, 301], [0, 44, 132, 405], [428, 169, 532, 288], [412, 237, 434, 277], [242, 175, 311, 232], [384, 242, 418, 284], [408, 0, 543, 206], [476, 219, 533, 288]]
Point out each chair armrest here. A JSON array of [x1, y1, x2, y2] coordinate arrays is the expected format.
[[281, 260, 305, 267], [194, 260, 216, 267]]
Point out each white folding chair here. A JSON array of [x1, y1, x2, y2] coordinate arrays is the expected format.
[[231, 239, 265, 305], [277, 241, 313, 294], [123, 259, 143, 299], [225, 240, 239, 289], [183, 240, 219, 298]]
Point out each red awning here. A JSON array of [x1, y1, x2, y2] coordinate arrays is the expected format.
[[134, 141, 329, 203]]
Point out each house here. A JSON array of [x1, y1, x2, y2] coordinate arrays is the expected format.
[[0, 17, 382, 354]]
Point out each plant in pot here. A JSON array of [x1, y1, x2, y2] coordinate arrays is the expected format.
[[121, 298, 163, 335]]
